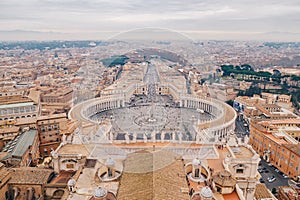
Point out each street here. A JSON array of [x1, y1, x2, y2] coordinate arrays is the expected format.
[[235, 117, 249, 139], [258, 158, 289, 194]]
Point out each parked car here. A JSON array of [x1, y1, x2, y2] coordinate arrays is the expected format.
[[268, 176, 276, 183], [282, 174, 289, 179], [258, 167, 267, 173], [270, 165, 276, 170], [275, 169, 280, 173], [259, 178, 265, 183]]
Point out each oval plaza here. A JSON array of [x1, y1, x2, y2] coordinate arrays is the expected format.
[[69, 59, 236, 144]]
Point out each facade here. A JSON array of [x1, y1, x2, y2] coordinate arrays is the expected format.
[[7, 167, 54, 200], [280, 144, 300, 181], [36, 113, 69, 157], [249, 119, 300, 181], [0, 95, 39, 121]]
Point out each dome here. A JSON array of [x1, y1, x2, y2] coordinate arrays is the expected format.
[[192, 158, 201, 166], [200, 186, 213, 198], [67, 178, 76, 186], [94, 187, 107, 198], [105, 157, 115, 167]]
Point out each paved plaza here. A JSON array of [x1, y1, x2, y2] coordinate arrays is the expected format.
[[90, 94, 215, 141]]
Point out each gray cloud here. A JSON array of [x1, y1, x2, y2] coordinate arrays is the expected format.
[[0, 0, 300, 40]]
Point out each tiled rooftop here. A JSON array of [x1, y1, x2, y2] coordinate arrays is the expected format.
[[9, 167, 53, 184], [117, 150, 189, 200], [0, 95, 33, 105], [57, 144, 90, 156], [231, 146, 254, 158], [254, 183, 273, 199]]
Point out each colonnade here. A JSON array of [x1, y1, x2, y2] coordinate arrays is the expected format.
[[71, 82, 236, 144], [82, 96, 124, 119]]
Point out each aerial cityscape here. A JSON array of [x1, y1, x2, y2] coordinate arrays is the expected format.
[[1, 1, 300, 200]]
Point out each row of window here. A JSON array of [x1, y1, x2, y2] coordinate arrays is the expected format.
[[0, 106, 36, 115], [40, 124, 59, 132], [0, 114, 36, 121]]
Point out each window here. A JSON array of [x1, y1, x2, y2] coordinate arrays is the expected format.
[[54, 124, 58, 130], [66, 163, 74, 169], [296, 167, 298, 171]]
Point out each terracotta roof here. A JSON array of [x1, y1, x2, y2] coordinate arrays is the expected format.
[[212, 170, 236, 187], [117, 150, 189, 200], [9, 167, 53, 184], [57, 144, 90, 156], [0, 95, 33, 105], [37, 113, 67, 121], [254, 184, 273, 199]]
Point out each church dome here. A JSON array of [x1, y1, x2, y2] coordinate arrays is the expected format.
[[67, 178, 76, 186], [94, 187, 107, 198], [192, 158, 201, 166], [200, 186, 213, 198]]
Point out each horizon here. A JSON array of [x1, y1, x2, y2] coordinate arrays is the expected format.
[[1, 29, 300, 42]]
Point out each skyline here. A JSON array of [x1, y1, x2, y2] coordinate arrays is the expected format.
[[1, 0, 300, 41]]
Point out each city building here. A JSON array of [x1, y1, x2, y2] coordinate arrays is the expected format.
[[0, 94, 39, 121], [234, 95, 298, 125], [278, 186, 298, 200], [0, 129, 40, 167], [36, 113, 70, 157], [207, 83, 238, 102], [249, 119, 300, 180], [7, 167, 54, 200], [0, 163, 10, 200]]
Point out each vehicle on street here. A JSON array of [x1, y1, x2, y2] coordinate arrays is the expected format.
[[283, 174, 289, 178], [267, 176, 276, 183], [259, 178, 265, 183], [258, 167, 266, 173]]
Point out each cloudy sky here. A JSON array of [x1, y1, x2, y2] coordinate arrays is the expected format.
[[1, 0, 300, 41]]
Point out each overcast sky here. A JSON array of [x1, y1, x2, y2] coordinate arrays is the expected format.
[[1, 0, 300, 41]]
